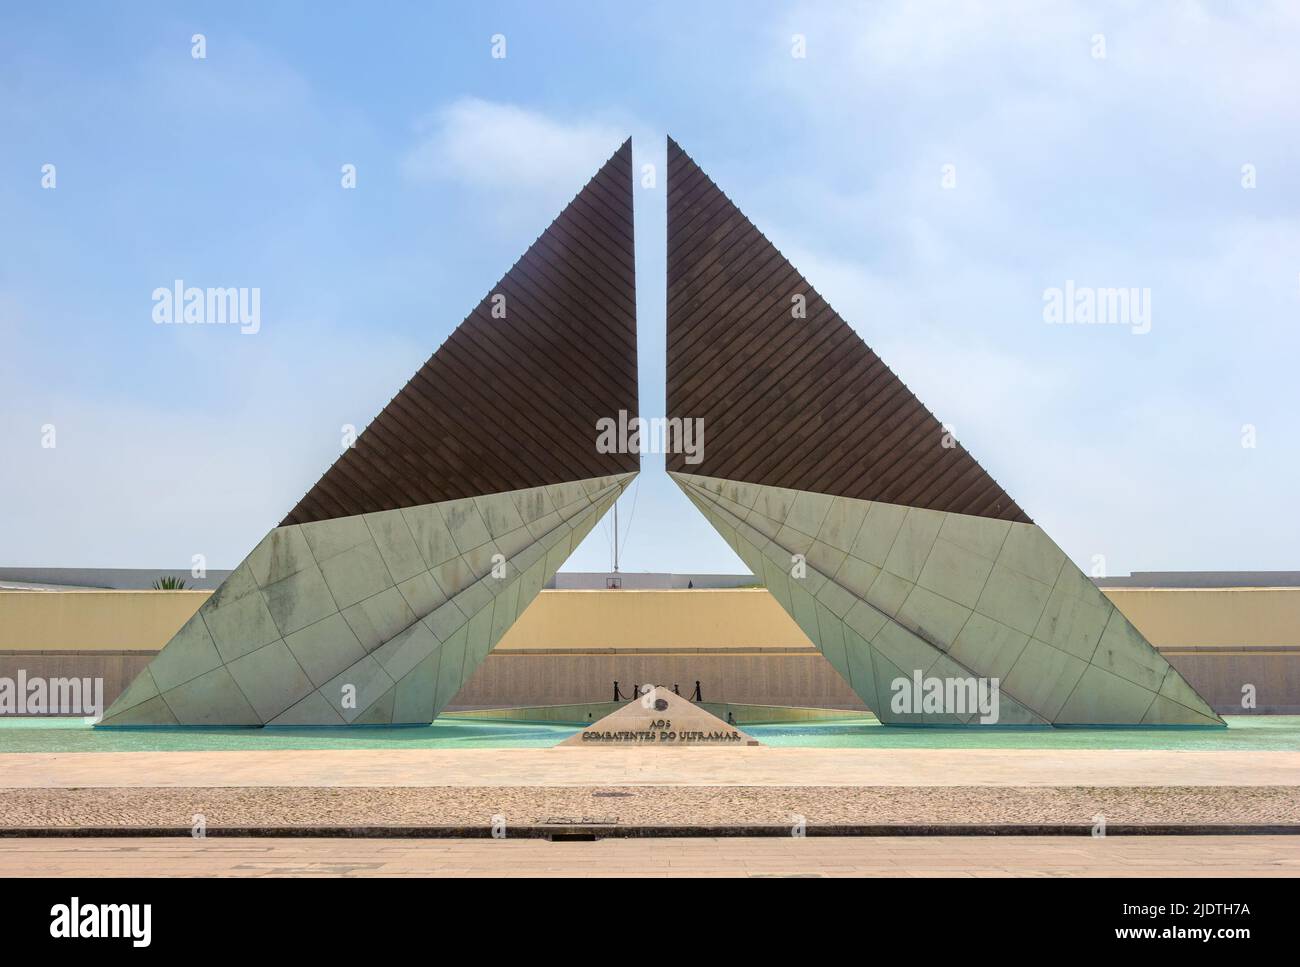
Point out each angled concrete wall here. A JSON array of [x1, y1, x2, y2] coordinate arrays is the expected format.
[[99, 475, 632, 726], [662, 137, 1222, 728], [96, 139, 642, 727], [674, 472, 1223, 726]]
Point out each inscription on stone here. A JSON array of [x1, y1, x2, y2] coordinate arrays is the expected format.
[[561, 689, 758, 747]]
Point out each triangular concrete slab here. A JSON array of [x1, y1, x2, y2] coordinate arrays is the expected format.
[[662, 135, 1223, 728], [99, 138, 640, 728], [672, 470, 1222, 727], [101, 475, 632, 727]]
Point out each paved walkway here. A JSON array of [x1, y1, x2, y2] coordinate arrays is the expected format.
[[3, 784, 1296, 829], [4, 747, 1298, 789], [2, 836, 1296, 877]]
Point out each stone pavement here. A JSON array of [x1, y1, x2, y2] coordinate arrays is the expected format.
[[1, 836, 1296, 877], [4, 747, 1298, 789], [2, 784, 1296, 830], [3, 747, 1294, 836]]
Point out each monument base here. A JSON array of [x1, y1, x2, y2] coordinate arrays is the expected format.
[[560, 687, 760, 747]]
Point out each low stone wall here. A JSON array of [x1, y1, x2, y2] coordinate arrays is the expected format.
[[0, 651, 154, 714], [1157, 647, 1300, 714], [443, 700, 866, 725], [450, 650, 869, 711], [447, 649, 1297, 716], [444, 702, 626, 723], [0, 646, 1293, 716], [2, 586, 1297, 716]]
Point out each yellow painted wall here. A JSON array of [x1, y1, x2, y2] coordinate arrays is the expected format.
[[1100, 588, 1300, 648], [0, 591, 210, 651], [2, 585, 1298, 653], [494, 589, 805, 651]]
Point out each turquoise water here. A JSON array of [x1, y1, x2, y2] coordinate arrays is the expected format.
[[748, 715, 1300, 751], [0, 717, 579, 753], [0, 715, 1295, 753]]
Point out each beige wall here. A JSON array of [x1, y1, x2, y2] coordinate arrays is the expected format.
[[0, 588, 809, 653], [454, 651, 868, 710], [495, 589, 807, 650], [3, 584, 1297, 713], [5, 585, 1297, 653], [1100, 588, 1300, 647], [0, 590, 210, 651]]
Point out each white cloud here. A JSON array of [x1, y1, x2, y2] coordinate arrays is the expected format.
[[399, 98, 650, 234], [402, 97, 627, 193]]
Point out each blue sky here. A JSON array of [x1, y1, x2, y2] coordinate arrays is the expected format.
[[2, 1, 1297, 576]]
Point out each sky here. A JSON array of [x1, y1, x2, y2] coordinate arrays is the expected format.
[[1, 1, 1297, 577]]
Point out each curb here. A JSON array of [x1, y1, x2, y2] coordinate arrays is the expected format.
[[1, 823, 1297, 839]]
